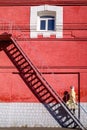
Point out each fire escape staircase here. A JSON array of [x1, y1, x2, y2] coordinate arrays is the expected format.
[[0, 33, 86, 130]]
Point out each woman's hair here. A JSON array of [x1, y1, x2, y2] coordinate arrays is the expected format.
[[70, 86, 74, 89]]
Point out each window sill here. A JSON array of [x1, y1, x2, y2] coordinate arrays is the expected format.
[[30, 31, 63, 38]]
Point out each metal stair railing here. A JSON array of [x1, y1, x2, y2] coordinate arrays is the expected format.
[[10, 37, 86, 129], [0, 33, 85, 130]]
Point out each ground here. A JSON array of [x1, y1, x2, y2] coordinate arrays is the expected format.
[[0, 128, 79, 130]]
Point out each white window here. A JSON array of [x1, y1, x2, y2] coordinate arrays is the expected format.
[[30, 5, 63, 38], [40, 16, 55, 31]]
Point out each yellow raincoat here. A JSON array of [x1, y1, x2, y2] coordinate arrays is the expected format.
[[66, 87, 77, 110]]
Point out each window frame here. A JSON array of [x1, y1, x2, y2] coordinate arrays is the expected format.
[[30, 5, 63, 38], [40, 16, 55, 31]]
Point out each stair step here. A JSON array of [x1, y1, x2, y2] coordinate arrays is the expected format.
[[25, 74, 35, 80], [47, 98, 56, 104], [37, 88, 46, 94], [67, 120, 74, 127], [32, 80, 40, 87], [11, 49, 19, 55], [50, 103, 58, 108], [42, 95, 51, 102], [13, 53, 22, 59], [46, 99, 54, 105], [72, 123, 78, 128], [40, 91, 49, 98], [8, 46, 16, 52], [33, 83, 42, 89], [24, 68, 32, 74], [16, 57, 24, 63], [29, 81, 40, 88], [28, 77, 37, 83], [52, 107, 59, 112], [20, 64, 29, 70], [57, 115, 64, 120], [18, 60, 27, 66], [62, 117, 71, 124]]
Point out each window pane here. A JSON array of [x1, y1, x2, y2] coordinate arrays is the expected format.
[[48, 20, 55, 30], [40, 20, 46, 30]]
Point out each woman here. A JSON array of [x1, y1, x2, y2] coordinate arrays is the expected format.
[[66, 86, 77, 114]]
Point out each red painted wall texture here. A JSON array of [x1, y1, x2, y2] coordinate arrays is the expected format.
[[0, 6, 87, 102]]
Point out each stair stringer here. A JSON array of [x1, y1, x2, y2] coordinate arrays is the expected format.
[[0, 33, 86, 130]]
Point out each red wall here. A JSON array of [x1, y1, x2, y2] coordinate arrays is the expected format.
[[0, 6, 87, 23], [0, 6, 30, 23], [64, 6, 87, 23], [0, 6, 87, 102]]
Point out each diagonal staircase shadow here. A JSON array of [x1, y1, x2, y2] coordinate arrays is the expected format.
[[0, 32, 86, 130]]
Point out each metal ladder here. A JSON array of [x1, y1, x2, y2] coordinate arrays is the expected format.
[[0, 33, 86, 130]]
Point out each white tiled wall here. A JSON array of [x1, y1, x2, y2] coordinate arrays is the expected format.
[[0, 103, 58, 127], [0, 103, 86, 128], [80, 103, 87, 127]]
